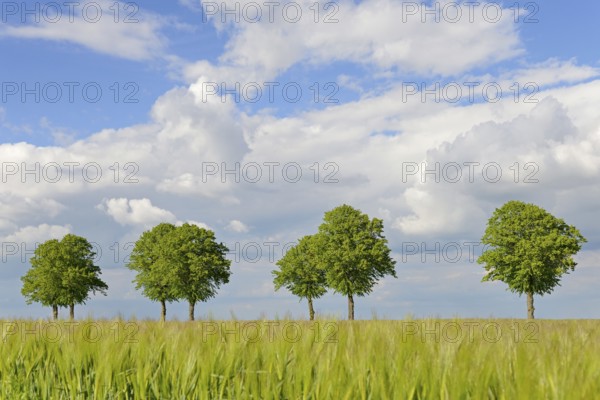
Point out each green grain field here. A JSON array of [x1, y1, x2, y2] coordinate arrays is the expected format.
[[1, 319, 598, 399]]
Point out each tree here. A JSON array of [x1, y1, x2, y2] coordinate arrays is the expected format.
[[128, 223, 179, 321], [317, 204, 397, 320], [477, 200, 586, 319], [58, 234, 108, 319], [21, 234, 108, 320], [22, 239, 63, 319], [128, 223, 232, 321], [273, 235, 327, 320], [167, 223, 231, 321]]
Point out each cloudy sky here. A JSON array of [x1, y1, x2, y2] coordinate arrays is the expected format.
[[1, 0, 599, 320]]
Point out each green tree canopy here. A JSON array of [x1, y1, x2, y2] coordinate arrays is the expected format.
[[167, 223, 231, 321], [477, 200, 586, 319], [21, 234, 108, 319], [128, 222, 231, 321], [317, 204, 397, 320], [273, 234, 327, 320], [128, 223, 179, 321], [21, 239, 63, 319]]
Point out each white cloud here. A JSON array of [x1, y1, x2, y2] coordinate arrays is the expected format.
[[175, 220, 212, 230], [395, 188, 482, 235], [0, 0, 168, 61], [3, 76, 599, 245], [461, 58, 600, 97], [394, 95, 600, 236], [98, 198, 176, 227], [507, 58, 599, 87], [2, 224, 71, 244], [226, 219, 249, 233], [0, 193, 65, 233], [0, 224, 72, 260], [186, 0, 523, 83]]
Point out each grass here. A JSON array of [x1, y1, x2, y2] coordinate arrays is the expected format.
[[1, 318, 599, 399]]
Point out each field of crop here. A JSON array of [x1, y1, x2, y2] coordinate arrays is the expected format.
[[1, 318, 598, 399]]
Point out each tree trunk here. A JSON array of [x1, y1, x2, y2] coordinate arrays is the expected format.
[[308, 297, 315, 321], [527, 292, 535, 319], [347, 294, 354, 320], [189, 301, 195, 321], [52, 304, 58, 320], [69, 304, 75, 320], [160, 300, 166, 322]]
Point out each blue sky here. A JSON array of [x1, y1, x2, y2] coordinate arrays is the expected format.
[[1, 0, 599, 320]]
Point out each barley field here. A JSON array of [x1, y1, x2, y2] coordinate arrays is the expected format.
[[1, 319, 598, 399]]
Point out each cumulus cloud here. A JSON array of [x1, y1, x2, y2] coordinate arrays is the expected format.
[[2, 223, 71, 244], [394, 95, 600, 236], [226, 219, 250, 233], [185, 0, 523, 83], [0, 194, 65, 219], [0, 224, 71, 260], [98, 198, 176, 226]]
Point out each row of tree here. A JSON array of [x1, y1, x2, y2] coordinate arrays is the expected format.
[[127, 222, 231, 321], [273, 205, 396, 320], [20, 201, 586, 320], [20, 223, 231, 321]]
